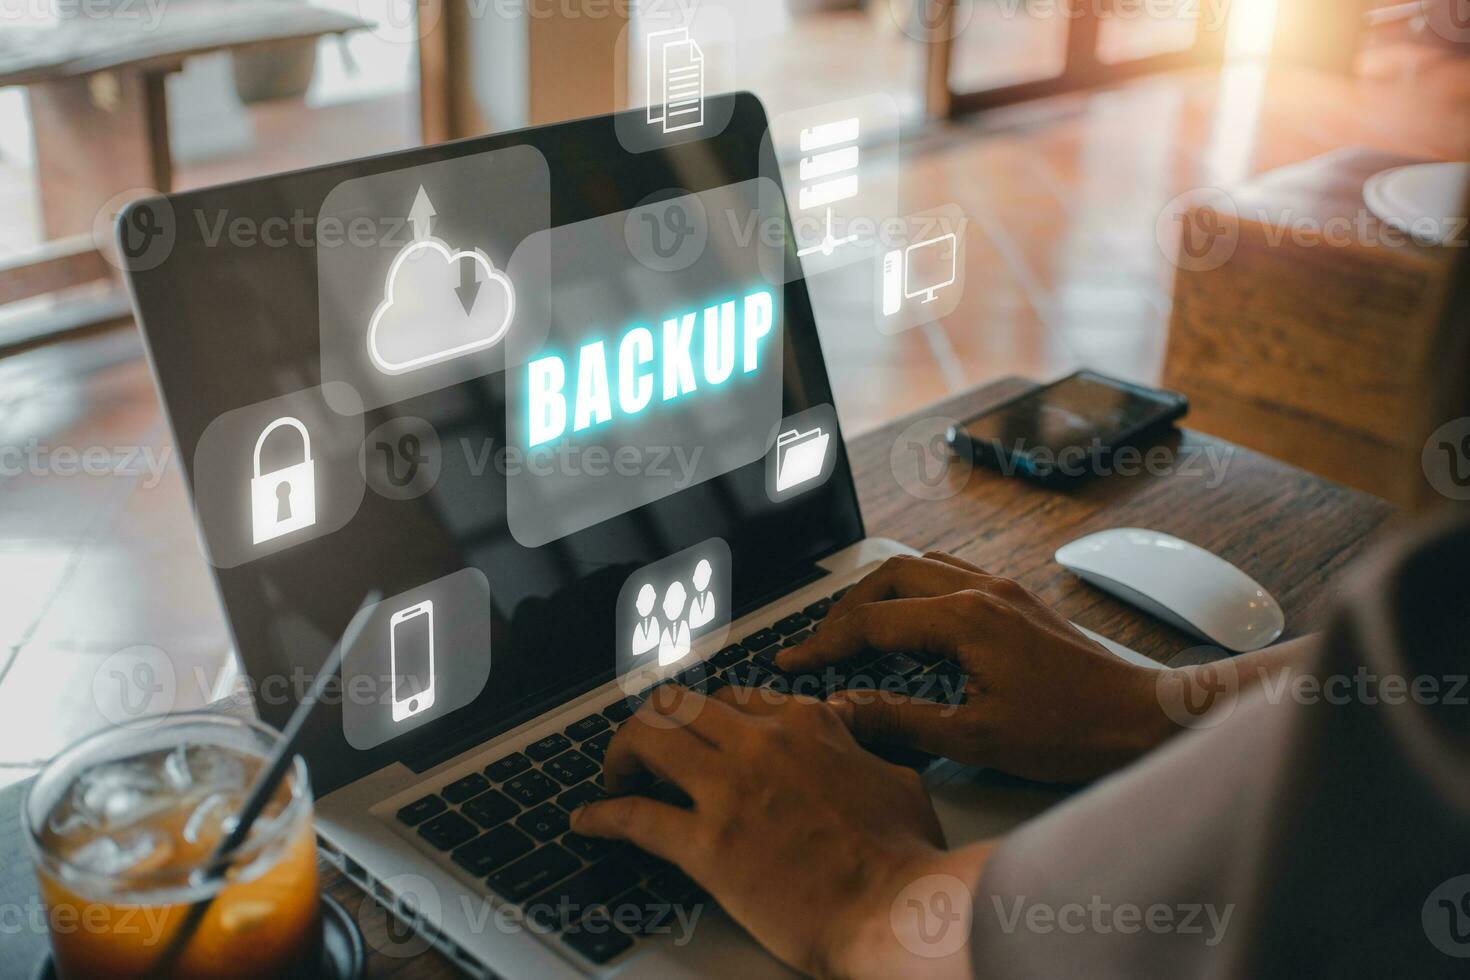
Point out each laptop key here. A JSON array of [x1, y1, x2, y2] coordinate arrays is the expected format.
[[441, 772, 490, 805], [831, 585, 853, 600], [605, 886, 671, 935], [709, 644, 747, 670], [674, 661, 711, 687], [750, 646, 782, 671], [503, 770, 560, 807], [395, 794, 446, 827], [906, 671, 965, 705], [565, 713, 610, 741], [558, 781, 609, 812], [646, 866, 705, 905], [484, 752, 531, 783], [417, 810, 478, 851], [725, 662, 771, 688], [782, 629, 813, 648], [601, 695, 641, 724], [488, 844, 580, 904], [545, 749, 600, 786], [876, 652, 923, 677], [462, 789, 519, 829], [527, 733, 573, 762], [561, 912, 634, 964], [451, 824, 534, 876], [527, 856, 642, 927], [581, 730, 614, 763], [740, 628, 781, 652], [562, 831, 619, 863], [803, 597, 832, 620], [773, 612, 811, 635], [517, 802, 571, 842]]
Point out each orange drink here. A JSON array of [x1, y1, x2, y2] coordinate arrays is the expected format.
[[25, 715, 321, 980]]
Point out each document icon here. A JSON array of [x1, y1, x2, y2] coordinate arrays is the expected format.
[[646, 27, 705, 134], [774, 426, 831, 493]]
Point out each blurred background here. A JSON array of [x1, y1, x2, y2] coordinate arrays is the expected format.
[[0, 0, 1466, 787]]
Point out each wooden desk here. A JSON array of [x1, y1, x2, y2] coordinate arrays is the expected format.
[[0, 377, 1399, 979], [0, 3, 368, 239]]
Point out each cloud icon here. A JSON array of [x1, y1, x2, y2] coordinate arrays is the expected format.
[[368, 237, 515, 375]]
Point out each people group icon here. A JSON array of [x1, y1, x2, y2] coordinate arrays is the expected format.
[[630, 557, 718, 667]]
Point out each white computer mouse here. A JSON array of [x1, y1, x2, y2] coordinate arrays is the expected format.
[[1055, 528, 1284, 653]]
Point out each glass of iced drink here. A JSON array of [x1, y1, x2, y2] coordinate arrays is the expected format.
[[24, 714, 321, 980]]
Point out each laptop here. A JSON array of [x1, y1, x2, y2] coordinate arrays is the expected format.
[[122, 93, 1152, 977]]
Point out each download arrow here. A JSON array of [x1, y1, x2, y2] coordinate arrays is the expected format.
[[455, 254, 482, 315], [408, 185, 435, 241]]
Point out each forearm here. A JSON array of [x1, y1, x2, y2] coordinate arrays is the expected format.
[[838, 841, 997, 980]]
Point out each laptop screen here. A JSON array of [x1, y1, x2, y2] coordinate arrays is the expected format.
[[126, 93, 863, 794]]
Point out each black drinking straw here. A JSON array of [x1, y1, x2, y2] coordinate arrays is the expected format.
[[152, 590, 381, 974]]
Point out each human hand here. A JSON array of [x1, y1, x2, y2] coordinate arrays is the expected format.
[[569, 686, 975, 979], [778, 553, 1176, 783]]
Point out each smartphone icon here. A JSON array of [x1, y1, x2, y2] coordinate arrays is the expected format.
[[390, 600, 436, 723]]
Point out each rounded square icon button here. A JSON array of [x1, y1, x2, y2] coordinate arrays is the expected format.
[[192, 383, 365, 568], [341, 568, 492, 751], [616, 538, 732, 693], [766, 403, 839, 504]]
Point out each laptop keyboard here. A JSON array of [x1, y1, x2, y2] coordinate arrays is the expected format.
[[392, 584, 969, 966]]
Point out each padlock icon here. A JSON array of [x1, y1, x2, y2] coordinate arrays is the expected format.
[[250, 416, 317, 544]]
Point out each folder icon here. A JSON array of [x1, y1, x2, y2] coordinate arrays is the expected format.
[[775, 426, 831, 493]]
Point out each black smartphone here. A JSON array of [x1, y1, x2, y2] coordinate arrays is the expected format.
[[946, 370, 1188, 487]]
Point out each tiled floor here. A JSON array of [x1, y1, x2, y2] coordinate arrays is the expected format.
[[1, 12, 1467, 784]]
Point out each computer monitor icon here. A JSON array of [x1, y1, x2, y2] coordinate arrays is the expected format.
[[882, 232, 957, 315], [904, 232, 957, 303]]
